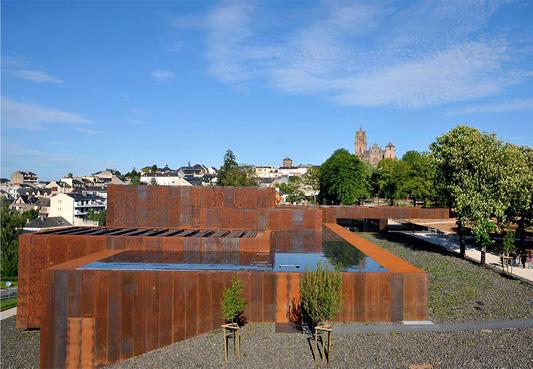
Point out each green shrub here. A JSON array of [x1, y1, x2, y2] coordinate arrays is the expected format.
[[221, 278, 247, 323], [300, 262, 343, 326]]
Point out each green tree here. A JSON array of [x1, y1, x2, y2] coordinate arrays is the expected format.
[[278, 176, 306, 204], [125, 167, 141, 185], [430, 125, 508, 262], [302, 166, 321, 204], [217, 149, 257, 187], [87, 209, 106, 226], [1, 204, 28, 277], [319, 149, 369, 205], [500, 145, 533, 250], [372, 159, 408, 205], [149, 177, 158, 186], [401, 151, 436, 206]]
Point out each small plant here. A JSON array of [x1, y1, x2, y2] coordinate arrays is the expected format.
[[221, 277, 246, 323], [220, 278, 246, 362], [300, 262, 343, 326]]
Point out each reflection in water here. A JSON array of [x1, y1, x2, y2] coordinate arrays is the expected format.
[[81, 230, 387, 273], [322, 240, 365, 270]]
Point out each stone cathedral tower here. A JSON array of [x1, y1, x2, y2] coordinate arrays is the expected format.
[[355, 127, 367, 156], [354, 127, 396, 165]]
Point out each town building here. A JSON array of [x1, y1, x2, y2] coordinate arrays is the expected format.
[[354, 127, 396, 166], [140, 172, 193, 186], [10, 170, 38, 185], [23, 216, 71, 232], [48, 192, 106, 225]]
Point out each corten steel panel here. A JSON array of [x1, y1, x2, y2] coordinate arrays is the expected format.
[[107, 270, 122, 364], [172, 272, 186, 343], [120, 272, 135, 361], [107, 185, 276, 228], [94, 272, 110, 367], [315, 205, 450, 222], [66, 318, 95, 369], [210, 272, 224, 329], [340, 274, 353, 321], [402, 272, 429, 321], [197, 272, 211, 335], [133, 273, 148, 357], [159, 272, 173, 348], [146, 272, 160, 353], [184, 272, 198, 339]]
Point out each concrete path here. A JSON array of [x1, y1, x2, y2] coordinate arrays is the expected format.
[[401, 231, 533, 283], [0, 307, 17, 320], [333, 319, 533, 334]]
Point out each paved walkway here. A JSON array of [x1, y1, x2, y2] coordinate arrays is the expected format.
[[401, 231, 533, 283], [0, 307, 17, 320], [333, 319, 533, 334]]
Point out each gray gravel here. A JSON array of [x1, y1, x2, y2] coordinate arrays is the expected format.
[[108, 323, 533, 369], [0, 316, 39, 369]]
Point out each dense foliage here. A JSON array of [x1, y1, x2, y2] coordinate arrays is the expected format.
[[87, 209, 106, 226], [220, 278, 247, 323], [430, 125, 533, 260], [277, 176, 306, 204], [217, 149, 257, 187], [1, 204, 38, 277], [125, 167, 141, 185], [300, 262, 343, 326], [319, 149, 369, 205]]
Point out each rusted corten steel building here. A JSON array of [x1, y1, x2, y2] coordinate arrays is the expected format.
[[17, 185, 447, 368]]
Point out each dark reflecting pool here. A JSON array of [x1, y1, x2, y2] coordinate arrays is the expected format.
[[80, 227, 387, 273]]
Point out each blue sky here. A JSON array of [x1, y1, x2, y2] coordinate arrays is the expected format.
[[2, 0, 533, 181]]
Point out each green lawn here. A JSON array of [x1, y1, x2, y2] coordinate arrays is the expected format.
[[0, 298, 17, 311]]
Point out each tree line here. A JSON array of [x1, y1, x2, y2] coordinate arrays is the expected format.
[[315, 125, 532, 260]]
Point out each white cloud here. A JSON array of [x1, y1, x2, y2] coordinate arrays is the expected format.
[[448, 98, 533, 115], [12, 69, 63, 83], [202, 1, 530, 108], [151, 69, 175, 81], [1, 97, 91, 130]]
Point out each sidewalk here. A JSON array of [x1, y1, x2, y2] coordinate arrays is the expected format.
[[0, 307, 17, 320], [401, 231, 533, 283]]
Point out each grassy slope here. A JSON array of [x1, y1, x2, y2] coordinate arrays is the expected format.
[[360, 232, 533, 322]]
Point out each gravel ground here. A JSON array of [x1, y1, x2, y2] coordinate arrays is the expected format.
[[361, 232, 533, 322], [108, 323, 533, 369], [0, 316, 39, 369]]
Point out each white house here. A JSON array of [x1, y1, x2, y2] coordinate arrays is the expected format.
[[140, 172, 193, 186], [49, 193, 106, 225]]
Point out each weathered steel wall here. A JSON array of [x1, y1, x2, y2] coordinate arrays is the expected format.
[[319, 205, 450, 223], [16, 230, 270, 330], [107, 186, 277, 228], [108, 186, 449, 229], [41, 264, 277, 369], [41, 248, 427, 369]]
